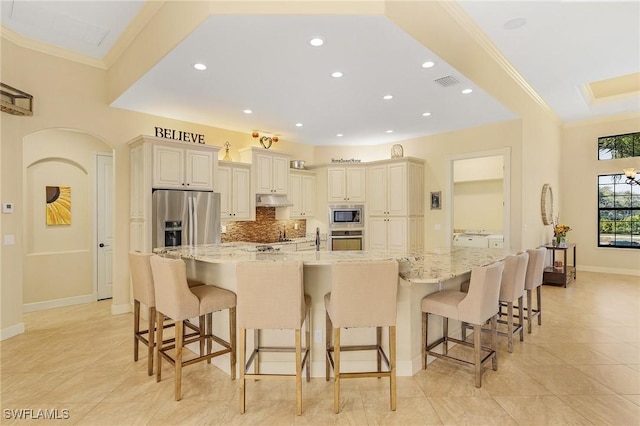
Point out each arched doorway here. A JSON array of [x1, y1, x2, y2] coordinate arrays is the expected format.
[[23, 129, 113, 311]]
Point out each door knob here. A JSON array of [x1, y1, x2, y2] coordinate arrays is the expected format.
[[99, 243, 105, 247]]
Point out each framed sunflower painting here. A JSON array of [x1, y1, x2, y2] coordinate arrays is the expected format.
[[46, 186, 71, 225]]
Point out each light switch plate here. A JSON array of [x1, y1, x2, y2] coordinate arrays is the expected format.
[[4, 235, 15, 245], [2, 203, 14, 213]]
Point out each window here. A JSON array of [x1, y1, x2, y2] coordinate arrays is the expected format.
[[598, 174, 640, 248], [598, 132, 640, 160]]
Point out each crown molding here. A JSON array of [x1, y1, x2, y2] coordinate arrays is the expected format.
[[439, 1, 561, 125], [0, 25, 107, 70]]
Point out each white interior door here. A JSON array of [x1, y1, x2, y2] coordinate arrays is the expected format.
[[97, 154, 113, 300]]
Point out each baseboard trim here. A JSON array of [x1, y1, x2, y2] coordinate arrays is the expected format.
[[578, 266, 640, 276], [1, 322, 25, 341], [23, 294, 95, 313], [111, 303, 132, 315]]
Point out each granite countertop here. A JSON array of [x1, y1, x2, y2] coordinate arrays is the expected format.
[[154, 244, 512, 285]]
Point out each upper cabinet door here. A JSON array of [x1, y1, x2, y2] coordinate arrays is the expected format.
[[185, 149, 214, 190], [153, 145, 184, 189], [301, 175, 315, 216], [218, 166, 232, 218], [255, 153, 274, 193], [387, 162, 407, 216], [271, 155, 289, 194], [368, 165, 387, 215], [327, 168, 347, 202], [346, 167, 366, 202]]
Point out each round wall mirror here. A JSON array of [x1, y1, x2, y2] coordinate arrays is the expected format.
[[541, 184, 554, 225]]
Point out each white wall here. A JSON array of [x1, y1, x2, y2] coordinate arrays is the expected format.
[[562, 114, 640, 275]]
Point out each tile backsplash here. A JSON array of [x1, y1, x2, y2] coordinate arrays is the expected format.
[[221, 207, 306, 243]]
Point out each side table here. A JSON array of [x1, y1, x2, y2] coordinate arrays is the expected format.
[[542, 243, 576, 287]]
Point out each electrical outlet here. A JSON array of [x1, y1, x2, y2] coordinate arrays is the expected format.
[[294, 223, 299, 230], [220, 225, 227, 234], [314, 330, 322, 343]]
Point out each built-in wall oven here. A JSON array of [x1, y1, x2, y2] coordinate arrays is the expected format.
[[329, 229, 364, 251]]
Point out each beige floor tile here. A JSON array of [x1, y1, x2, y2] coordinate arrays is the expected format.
[[293, 397, 368, 425], [362, 395, 442, 425], [591, 326, 640, 344], [493, 395, 592, 425], [590, 342, 640, 365], [2, 271, 639, 425], [428, 396, 517, 425], [519, 365, 616, 395], [480, 362, 554, 396], [561, 395, 640, 426], [535, 342, 619, 365], [573, 364, 640, 395], [73, 402, 153, 426]]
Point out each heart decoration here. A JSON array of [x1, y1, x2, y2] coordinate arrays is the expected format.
[[259, 136, 273, 149]]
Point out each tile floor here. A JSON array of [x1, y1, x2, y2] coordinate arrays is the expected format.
[[1, 271, 638, 425]]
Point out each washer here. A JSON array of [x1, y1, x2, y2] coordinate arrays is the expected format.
[[453, 234, 489, 248]]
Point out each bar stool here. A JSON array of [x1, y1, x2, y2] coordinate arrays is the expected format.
[[460, 253, 529, 352], [524, 247, 547, 333], [325, 260, 399, 413], [422, 261, 504, 388], [236, 261, 311, 416], [150, 255, 237, 401], [128, 252, 200, 376]]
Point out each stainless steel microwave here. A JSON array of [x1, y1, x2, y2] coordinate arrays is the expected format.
[[329, 205, 364, 228]]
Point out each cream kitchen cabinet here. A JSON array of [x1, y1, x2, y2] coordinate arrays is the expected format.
[[218, 162, 251, 221], [327, 166, 365, 203], [240, 148, 289, 195], [366, 158, 424, 251], [153, 144, 217, 190], [289, 170, 315, 218]]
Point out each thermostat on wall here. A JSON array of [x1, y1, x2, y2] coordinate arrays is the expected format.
[[2, 203, 14, 213]]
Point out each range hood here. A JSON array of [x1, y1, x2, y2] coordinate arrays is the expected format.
[[255, 194, 293, 207]]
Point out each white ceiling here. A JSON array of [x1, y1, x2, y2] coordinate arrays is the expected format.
[[2, 1, 639, 146]]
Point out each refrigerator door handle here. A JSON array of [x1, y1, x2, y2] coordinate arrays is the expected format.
[[192, 196, 198, 245], [188, 196, 194, 246]]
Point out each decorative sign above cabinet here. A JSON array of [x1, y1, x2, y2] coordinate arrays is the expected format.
[[154, 127, 205, 144]]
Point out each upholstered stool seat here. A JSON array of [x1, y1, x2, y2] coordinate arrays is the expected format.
[[236, 261, 311, 416], [129, 252, 200, 376], [150, 255, 236, 401], [422, 261, 504, 388], [325, 260, 399, 413]]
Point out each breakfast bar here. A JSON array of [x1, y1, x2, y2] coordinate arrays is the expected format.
[[155, 244, 511, 377]]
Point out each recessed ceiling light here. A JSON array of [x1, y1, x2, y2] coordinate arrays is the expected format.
[[503, 17, 527, 30], [462, 88, 473, 94], [193, 63, 207, 71], [422, 112, 432, 117], [337, 133, 343, 137], [383, 95, 393, 100], [421, 61, 435, 69], [385, 130, 394, 134], [243, 109, 253, 114], [331, 71, 343, 78], [309, 38, 324, 47], [295, 123, 303, 127]]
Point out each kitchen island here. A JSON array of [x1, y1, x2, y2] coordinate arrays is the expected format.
[[155, 243, 511, 376]]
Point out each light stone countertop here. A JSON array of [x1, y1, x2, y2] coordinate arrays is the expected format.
[[154, 244, 512, 285]]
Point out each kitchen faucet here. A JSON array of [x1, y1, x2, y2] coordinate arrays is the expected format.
[[315, 227, 320, 251]]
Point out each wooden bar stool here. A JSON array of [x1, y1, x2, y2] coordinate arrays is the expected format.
[[150, 255, 236, 401], [325, 260, 399, 413], [236, 261, 311, 416], [422, 261, 504, 388], [128, 252, 200, 376]]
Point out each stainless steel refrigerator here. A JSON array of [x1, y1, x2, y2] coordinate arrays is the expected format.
[[152, 190, 221, 248]]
